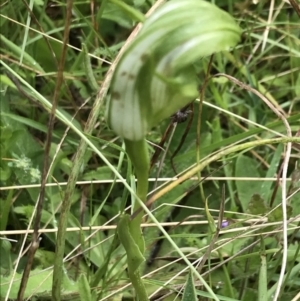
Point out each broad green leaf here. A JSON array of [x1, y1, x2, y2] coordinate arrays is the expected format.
[[0, 269, 78, 299], [235, 155, 261, 212], [82, 166, 114, 181], [78, 274, 93, 301], [35, 250, 56, 269], [0, 240, 12, 275], [0, 191, 13, 232], [268, 205, 293, 222], [106, 0, 241, 141], [259, 144, 283, 201], [14, 206, 54, 226], [110, 0, 146, 23], [34, 0, 44, 5], [247, 194, 269, 215], [182, 271, 197, 301], [0, 34, 44, 72], [102, 3, 136, 28]]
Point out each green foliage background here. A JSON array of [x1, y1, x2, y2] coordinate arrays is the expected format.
[[0, 0, 300, 301]]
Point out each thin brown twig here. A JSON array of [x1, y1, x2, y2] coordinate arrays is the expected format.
[[196, 54, 214, 202], [270, 161, 284, 207], [170, 103, 194, 174], [150, 122, 174, 169], [289, 0, 300, 18], [16, 2, 73, 300]]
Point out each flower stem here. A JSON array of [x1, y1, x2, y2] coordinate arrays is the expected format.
[[120, 139, 150, 299]]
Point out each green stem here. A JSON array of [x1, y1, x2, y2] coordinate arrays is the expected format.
[[122, 139, 150, 300], [124, 139, 149, 253], [128, 269, 149, 301], [124, 139, 149, 208], [117, 214, 149, 301]]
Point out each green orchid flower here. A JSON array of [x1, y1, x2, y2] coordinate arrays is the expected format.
[[106, 1, 241, 300], [106, 0, 241, 141]]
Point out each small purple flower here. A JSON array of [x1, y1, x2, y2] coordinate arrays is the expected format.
[[221, 220, 229, 228]]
